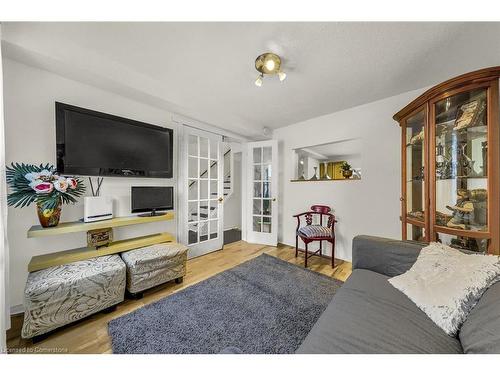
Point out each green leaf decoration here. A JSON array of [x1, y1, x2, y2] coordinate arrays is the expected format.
[[5, 162, 86, 209]]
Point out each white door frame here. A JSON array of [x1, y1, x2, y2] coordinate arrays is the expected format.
[[178, 125, 224, 258], [245, 140, 278, 246]]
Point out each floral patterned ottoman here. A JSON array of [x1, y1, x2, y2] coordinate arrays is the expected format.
[[120, 242, 188, 297], [22, 254, 126, 339]]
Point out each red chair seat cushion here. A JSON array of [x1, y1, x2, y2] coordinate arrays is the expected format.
[[297, 225, 332, 238]]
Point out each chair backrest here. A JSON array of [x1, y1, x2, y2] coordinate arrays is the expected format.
[[310, 205, 331, 214]]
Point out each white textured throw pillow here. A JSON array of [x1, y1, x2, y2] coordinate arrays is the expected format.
[[388, 242, 500, 336]]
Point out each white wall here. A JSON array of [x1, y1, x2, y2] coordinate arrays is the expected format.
[[274, 87, 427, 261], [3, 59, 179, 309], [223, 152, 242, 231]]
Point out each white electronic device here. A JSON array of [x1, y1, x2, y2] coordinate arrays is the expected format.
[[84, 196, 114, 223]]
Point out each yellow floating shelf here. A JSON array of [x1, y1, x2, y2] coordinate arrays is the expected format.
[[28, 232, 175, 272], [27, 212, 174, 238]]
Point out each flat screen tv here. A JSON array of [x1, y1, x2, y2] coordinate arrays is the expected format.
[[56, 102, 173, 178], [131, 186, 174, 216]]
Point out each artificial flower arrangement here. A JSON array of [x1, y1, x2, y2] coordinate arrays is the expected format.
[[340, 161, 353, 179], [6, 163, 85, 227]]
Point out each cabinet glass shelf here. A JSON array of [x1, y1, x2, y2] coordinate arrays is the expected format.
[[434, 88, 488, 246]]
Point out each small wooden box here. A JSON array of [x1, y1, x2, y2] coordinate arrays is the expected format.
[[87, 228, 113, 248]]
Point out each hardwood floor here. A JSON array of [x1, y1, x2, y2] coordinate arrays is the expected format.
[[6, 241, 352, 354]]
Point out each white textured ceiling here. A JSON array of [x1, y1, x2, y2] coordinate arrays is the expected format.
[[3, 22, 500, 139]]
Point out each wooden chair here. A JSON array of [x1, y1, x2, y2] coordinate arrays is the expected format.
[[294, 205, 337, 268]]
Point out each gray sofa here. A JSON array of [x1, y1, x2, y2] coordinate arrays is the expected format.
[[297, 235, 500, 354]]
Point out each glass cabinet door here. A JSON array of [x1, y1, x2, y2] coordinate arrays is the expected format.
[[433, 88, 489, 252], [407, 224, 426, 242], [404, 109, 426, 240]]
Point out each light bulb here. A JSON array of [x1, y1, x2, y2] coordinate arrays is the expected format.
[[265, 59, 275, 71], [278, 70, 287, 82], [255, 74, 263, 87]]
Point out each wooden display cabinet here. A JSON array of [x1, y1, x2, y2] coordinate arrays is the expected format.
[[394, 67, 500, 254]]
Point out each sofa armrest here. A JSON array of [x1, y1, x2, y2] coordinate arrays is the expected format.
[[352, 235, 425, 277]]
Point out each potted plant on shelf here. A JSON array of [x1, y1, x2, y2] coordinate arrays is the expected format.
[[6, 163, 85, 228], [340, 161, 353, 179]]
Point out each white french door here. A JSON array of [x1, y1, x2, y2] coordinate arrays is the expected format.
[[180, 126, 224, 258], [246, 140, 278, 246]]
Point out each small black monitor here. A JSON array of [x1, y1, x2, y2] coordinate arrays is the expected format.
[[131, 186, 174, 216]]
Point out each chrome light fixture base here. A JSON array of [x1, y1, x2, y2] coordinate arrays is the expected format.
[[255, 52, 282, 74]]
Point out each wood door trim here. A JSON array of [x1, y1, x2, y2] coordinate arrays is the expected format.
[[400, 105, 427, 241], [429, 100, 437, 242], [424, 102, 431, 242], [406, 217, 425, 227], [433, 225, 491, 239], [401, 117, 407, 240], [488, 81, 500, 254]]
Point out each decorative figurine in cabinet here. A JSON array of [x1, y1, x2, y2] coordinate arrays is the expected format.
[[394, 67, 500, 254]]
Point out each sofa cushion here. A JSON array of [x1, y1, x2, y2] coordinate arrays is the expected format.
[[297, 225, 332, 238], [352, 235, 425, 277], [388, 242, 500, 336], [296, 269, 462, 354], [459, 281, 500, 353]]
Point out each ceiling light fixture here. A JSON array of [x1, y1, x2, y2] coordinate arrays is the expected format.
[[255, 73, 263, 87], [265, 59, 275, 71], [254, 52, 286, 87]]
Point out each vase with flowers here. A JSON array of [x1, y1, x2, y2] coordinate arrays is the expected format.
[[6, 163, 85, 228]]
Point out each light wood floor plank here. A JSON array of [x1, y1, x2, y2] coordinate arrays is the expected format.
[[6, 241, 351, 354]]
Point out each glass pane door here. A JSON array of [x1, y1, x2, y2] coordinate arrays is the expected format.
[[405, 110, 426, 230], [407, 224, 426, 242], [183, 126, 223, 257], [434, 88, 488, 251], [247, 140, 278, 246]]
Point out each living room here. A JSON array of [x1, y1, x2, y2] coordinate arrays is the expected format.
[[1, 1, 500, 373]]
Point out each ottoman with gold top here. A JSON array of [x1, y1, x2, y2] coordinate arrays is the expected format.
[[120, 242, 188, 298]]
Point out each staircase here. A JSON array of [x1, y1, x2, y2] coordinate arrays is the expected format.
[[188, 144, 232, 244]]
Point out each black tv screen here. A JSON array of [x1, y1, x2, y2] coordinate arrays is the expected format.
[[56, 102, 173, 178], [131, 186, 174, 214]]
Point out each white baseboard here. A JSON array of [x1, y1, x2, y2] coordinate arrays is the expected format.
[[224, 226, 241, 231], [10, 304, 24, 315]]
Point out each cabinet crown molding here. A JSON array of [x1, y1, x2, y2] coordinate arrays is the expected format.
[[394, 66, 500, 122]]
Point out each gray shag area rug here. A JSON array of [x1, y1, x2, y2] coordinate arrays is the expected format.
[[108, 253, 343, 354]]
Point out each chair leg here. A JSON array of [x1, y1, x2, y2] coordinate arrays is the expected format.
[[304, 242, 308, 268], [295, 235, 298, 258], [331, 239, 335, 268], [319, 240, 322, 256]]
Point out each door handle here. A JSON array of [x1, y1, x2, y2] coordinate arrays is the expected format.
[[218, 197, 224, 202], [272, 198, 276, 202]]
